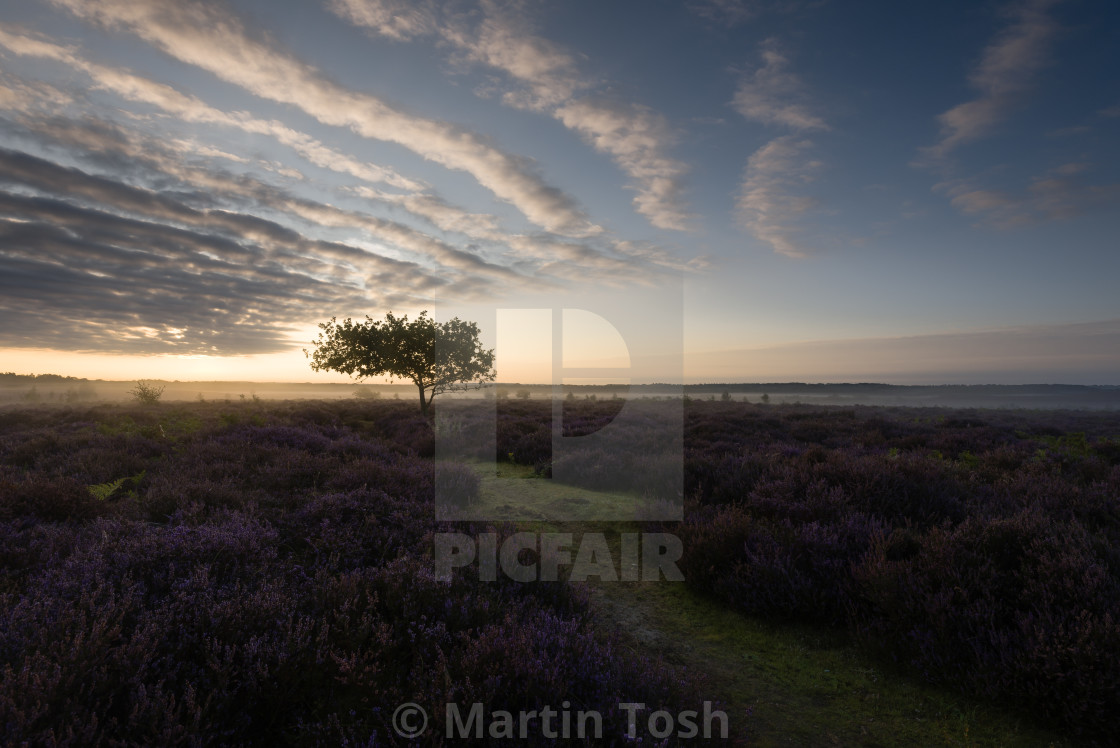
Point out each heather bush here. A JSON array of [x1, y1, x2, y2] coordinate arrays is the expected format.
[[434, 461, 481, 508], [0, 471, 111, 523], [850, 509, 1120, 738]]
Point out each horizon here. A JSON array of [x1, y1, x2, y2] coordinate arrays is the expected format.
[[4, 372, 1119, 388], [1, 1, 1118, 385]]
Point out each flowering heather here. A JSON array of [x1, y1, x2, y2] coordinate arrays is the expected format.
[[674, 401, 1120, 741], [0, 400, 703, 746]]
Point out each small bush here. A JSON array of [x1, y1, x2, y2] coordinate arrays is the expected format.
[[129, 381, 165, 405]]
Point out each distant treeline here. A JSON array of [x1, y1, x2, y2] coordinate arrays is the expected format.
[[681, 382, 1120, 395], [0, 373, 92, 385]]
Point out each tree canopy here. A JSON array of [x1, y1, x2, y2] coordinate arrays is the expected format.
[[305, 311, 495, 415]]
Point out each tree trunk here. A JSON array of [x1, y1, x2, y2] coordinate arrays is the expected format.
[[418, 383, 429, 416]]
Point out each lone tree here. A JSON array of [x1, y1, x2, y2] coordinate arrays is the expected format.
[[305, 311, 495, 416]]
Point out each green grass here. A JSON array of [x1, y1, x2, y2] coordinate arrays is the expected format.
[[463, 462, 1071, 747], [443, 461, 645, 521], [599, 581, 1068, 747]]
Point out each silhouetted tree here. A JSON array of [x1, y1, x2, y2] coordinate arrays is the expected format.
[[306, 311, 495, 416]]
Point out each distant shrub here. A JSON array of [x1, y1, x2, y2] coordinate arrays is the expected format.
[[63, 384, 98, 402], [129, 381, 165, 405]]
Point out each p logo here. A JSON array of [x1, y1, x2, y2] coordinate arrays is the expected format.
[[434, 279, 683, 521]]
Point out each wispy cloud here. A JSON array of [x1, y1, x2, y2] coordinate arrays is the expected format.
[[326, 0, 436, 41], [688, 0, 815, 27], [688, 0, 761, 26], [44, 0, 598, 237], [736, 135, 821, 258], [330, 0, 695, 231], [937, 163, 1120, 229], [1099, 103, 1120, 119], [921, 0, 1063, 162], [353, 186, 504, 241], [731, 39, 827, 256], [732, 38, 828, 131], [0, 26, 422, 191]]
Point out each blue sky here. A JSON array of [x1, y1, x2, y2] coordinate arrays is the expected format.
[[0, 0, 1117, 384]]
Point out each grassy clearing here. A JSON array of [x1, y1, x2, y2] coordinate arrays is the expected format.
[[594, 581, 1069, 747], [465, 463, 1071, 747], [450, 460, 641, 521]]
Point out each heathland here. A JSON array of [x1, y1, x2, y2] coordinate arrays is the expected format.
[[1, 395, 1118, 744]]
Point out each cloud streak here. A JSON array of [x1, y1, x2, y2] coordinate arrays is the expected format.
[[331, 0, 694, 231], [732, 38, 828, 132], [922, 0, 1063, 161], [44, 0, 597, 236], [731, 39, 827, 256], [0, 25, 421, 191], [736, 135, 821, 258], [937, 163, 1120, 229]]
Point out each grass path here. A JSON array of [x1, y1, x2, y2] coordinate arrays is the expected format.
[[585, 580, 1066, 747], [467, 463, 1070, 747]]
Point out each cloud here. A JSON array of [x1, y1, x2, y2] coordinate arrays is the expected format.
[[937, 164, 1120, 229], [689, 319, 1120, 384], [0, 71, 72, 114], [0, 128, 542, 289], [921, 0, 1063, 161], [688, 0, 761, 26], [443, 3, 585, 111], [688, 0, 814, 27], [552, 98, 694, 230], [327, 0, 436, 41], [6, 81, 692, 290], [736, 135, 821, 257], [353, 186, 504, 240], [731, 38, 828, 131], [1, 104, 684, 312], [0, 8, 701, 359], [330, 0, 694, 231], [0, 142, 528, 354], [0, 147, 458, 278], [729, 38, 829, 256], [44, 0, 597, 236], [0, 192, 433, 354], [0, 25, 421, 190], [0, 33, 608, 284]]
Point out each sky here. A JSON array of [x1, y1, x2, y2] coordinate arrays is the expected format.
[[0, 0, 1118, 385]]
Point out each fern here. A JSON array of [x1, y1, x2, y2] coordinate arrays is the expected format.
[[87, 470, 146, 501], [88, 477, 127, 501]]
